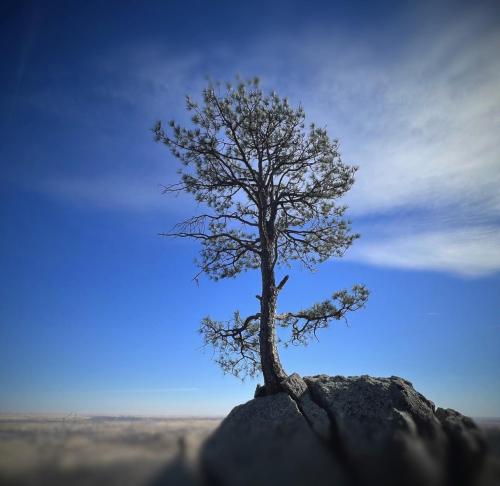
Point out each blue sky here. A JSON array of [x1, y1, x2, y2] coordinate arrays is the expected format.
[[1, 0, 499, 417]]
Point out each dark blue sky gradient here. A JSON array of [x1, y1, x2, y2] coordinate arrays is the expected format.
[[1, 0, 499, 416]]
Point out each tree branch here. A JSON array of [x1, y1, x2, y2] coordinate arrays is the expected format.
[[277, 285, 369, 345], [276, 275, 289, 293], [200, 311, 261, 378]]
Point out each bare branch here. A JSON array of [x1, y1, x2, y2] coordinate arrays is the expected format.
[[276, 275, 289, 293]]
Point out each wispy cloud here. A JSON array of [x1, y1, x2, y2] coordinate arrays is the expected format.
[[39, 174, 193, 213], [287, 11, 500, 277], [294, 17, 500, 222], [349, 226, 500, 277], [18, 4, 500, 277]]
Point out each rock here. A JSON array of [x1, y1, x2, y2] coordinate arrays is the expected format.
[[280, 373, 332, 441], [200, 392, 348, 486], [436, 407, 487, 486], [304, 374, 486, 486], [201, 374, 488, 486]]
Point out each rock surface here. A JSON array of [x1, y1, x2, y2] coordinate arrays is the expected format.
[[305, 374, 487, 486], [201, 374, 489, 486], [201, 391, 348, 486], [280, 372, 331, 441]]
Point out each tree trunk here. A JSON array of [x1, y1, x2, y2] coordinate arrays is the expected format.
[[259, 243, 287, 394]]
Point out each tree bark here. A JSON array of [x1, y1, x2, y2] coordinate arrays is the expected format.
[[259, 240, 287, 393]]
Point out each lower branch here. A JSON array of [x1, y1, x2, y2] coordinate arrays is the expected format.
[[200, 311, 261, 378], [277, 284, 369, 345]]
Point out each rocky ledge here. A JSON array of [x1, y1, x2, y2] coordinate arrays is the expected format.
[[200, 374, 497, 486]]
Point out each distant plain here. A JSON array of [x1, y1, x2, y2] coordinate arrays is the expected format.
[[0, 415, 221, 485], [0, 415, 499, 485]]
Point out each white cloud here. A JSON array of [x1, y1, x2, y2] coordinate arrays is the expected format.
[[349, 226, 500, 277], [36, 13, 500, 219], [294, 18, 500, 221], [23, 5, 500, 277], [286, 11, 500, 277]]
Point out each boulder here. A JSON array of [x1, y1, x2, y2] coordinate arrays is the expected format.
[[304, 374, 486, 486], [436, 407, 487, 486], [280, 372, 331, 441], [200, 392, 348, 486], [202, 374, 488, 486]]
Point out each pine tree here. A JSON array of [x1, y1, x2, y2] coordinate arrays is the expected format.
[[154, 78, 368, 394]]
